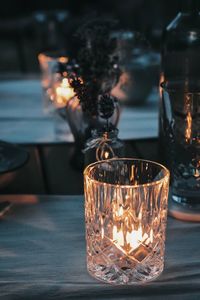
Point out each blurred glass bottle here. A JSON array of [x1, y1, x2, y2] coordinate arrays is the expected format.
[[111, 31, 160, 106], [162, 0, 200, 80], [160, 0, 200, 153], [160, 0, 200, 209]]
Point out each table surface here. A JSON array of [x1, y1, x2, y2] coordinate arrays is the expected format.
[[0, 195, 200, 300], [0, 78, 158, 144]]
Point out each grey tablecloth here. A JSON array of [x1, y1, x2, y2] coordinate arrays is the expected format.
[[0, 195, 199, 299], [0, 78, 158, 144]]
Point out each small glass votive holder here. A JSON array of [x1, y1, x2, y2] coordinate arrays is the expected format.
[[38, 51, 69, 114], [84, 158, 170, 285], [38, 51, 75, 139]]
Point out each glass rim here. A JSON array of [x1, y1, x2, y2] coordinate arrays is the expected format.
[[84, 158, 170, 189], [160, 80, 200, 94], [38, 52, 69, 62]]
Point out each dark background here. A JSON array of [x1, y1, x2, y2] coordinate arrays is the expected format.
[[0, 0, 180, 23], [0, 0, 181, 73]]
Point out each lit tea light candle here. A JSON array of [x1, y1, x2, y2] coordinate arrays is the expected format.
[[55, 78, 75, 107], [84, 159, 170, 284], [113, 224, 153, 253], [112, 204, 153, 257]]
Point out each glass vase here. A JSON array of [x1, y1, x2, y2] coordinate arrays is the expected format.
[[62, 97, 121, 169], [160, 79, 200, 207], [162, 1, 200, 81]]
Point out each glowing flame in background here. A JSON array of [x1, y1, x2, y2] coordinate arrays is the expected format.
[[55, 78, 75, 106]]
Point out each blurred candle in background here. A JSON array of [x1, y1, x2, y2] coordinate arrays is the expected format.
[[54, 77, 75, 107]]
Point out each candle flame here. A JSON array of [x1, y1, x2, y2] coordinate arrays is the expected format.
[[59, 57, 68, 64], [112, 203, 153, 254], [118, 205, 124, 217], [104, 151, 110, 159], [112, 224, 151, 254], [113, 225, 124, 247], [55, 78, 75, 106]]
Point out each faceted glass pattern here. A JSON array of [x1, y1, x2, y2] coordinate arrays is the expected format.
[[84, 159, 170, 285]]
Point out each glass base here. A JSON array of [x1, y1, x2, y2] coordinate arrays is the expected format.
[[169, 193, 200, 222], [87, 240, 164, 285], [87, 263, 163, 285]]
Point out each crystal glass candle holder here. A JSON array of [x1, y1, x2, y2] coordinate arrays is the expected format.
[[84, 158, 170, 285], [38, 51, 69, 113]]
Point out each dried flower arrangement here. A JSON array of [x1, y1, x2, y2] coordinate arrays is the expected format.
[[67, 17, 121, 130]]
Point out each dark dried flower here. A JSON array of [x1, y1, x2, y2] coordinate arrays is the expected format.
[[98, 94, 116, 120]]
